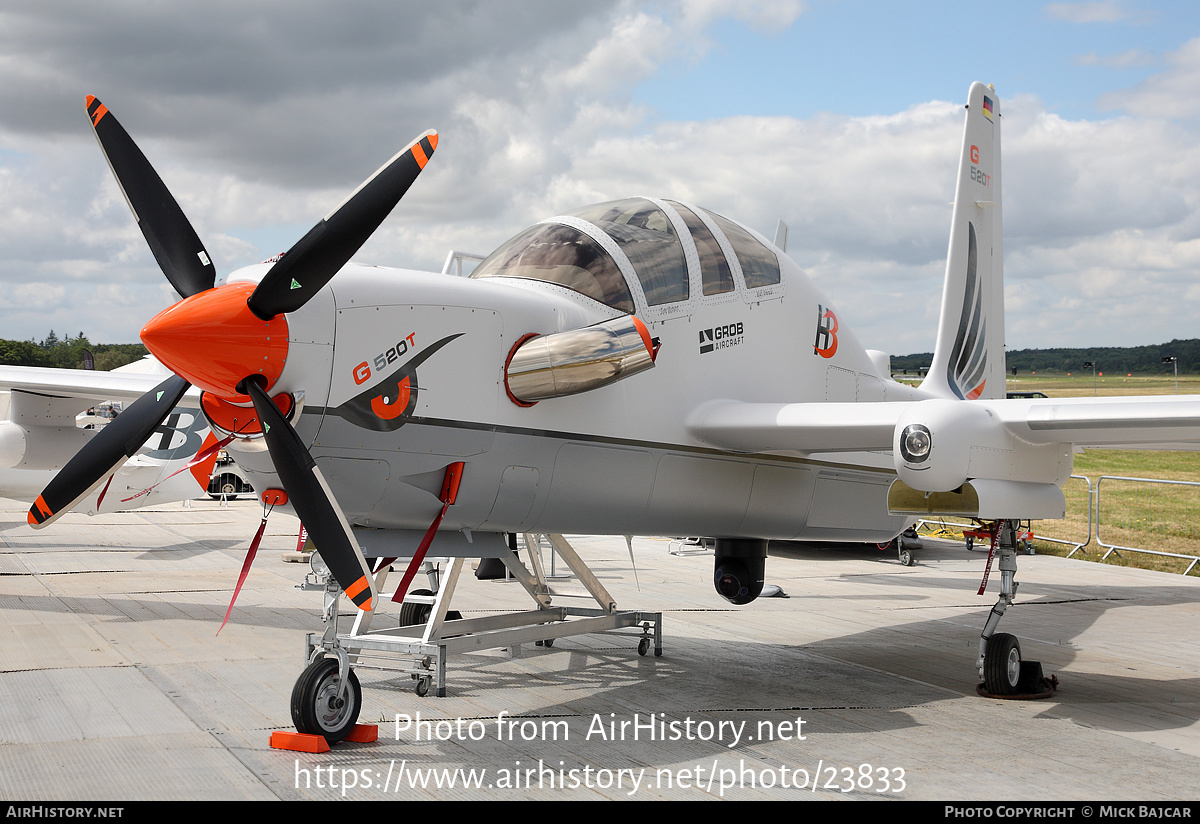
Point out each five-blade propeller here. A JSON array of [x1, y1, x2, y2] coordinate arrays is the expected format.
[[31, 95, 435, 615]]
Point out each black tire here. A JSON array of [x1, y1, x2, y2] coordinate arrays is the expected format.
[[291, 658, 362, 743], [209, 474, 240, 500], [898, 548, 913, 566], [638, 637, 650, 656], [966, 536, 975, 551], [983, 633, 1022, 695], [398, 588, 434, 627]]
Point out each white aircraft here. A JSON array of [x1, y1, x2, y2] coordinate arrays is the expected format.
[[0, 359, 221, 510], [29, 84, 1200, 741]]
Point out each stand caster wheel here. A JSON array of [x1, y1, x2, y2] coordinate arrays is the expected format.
[[414, 675, 432, 697], [983, 633, 1022, 695], [291, 658, 361, 743], [638, 637, 651, 656]]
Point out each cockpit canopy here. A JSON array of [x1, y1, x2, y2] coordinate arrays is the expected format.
[[470, 197, 780, 314]]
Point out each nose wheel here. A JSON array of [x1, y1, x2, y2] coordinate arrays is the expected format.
[[291, 657, 362, 743]]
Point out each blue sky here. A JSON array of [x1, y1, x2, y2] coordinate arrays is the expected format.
[[637, 1, 1198, 122]]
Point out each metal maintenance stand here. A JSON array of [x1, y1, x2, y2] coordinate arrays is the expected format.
[[303, 533, 662, 698]]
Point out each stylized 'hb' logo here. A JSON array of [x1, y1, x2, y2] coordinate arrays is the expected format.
[[813, 305, 838, 358]]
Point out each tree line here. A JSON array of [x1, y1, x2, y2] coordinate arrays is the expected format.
[[0, 331, 148, 371], [891, 338, 1200, 376]]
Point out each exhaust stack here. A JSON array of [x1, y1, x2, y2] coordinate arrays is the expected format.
[[505, 315, 657, 405]]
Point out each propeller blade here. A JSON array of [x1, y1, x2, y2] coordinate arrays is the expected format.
[[245, 380, 377, 611], [247, 130, 438, 320], [86, 96, 216, 299], [29, 374, 191, 528]]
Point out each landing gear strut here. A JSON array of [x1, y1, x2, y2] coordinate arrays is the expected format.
[[293, 554, 364, 741], [975, 519, 1053, 698]]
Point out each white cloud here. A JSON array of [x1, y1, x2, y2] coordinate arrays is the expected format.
[[1074, 49, 1156, 67], [1098, 37, 1200, 119], [1044, 1, 1131, 24]]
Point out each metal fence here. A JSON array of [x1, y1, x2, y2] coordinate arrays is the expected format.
[[916, 474, 1200, 576], [1092, 475, 1200, 574]]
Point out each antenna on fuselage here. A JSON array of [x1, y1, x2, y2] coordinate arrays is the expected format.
[[773, 220, 788, 252]]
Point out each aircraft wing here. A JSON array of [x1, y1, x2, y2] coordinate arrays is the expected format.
[[0, 365, 192, 409], [687, 400, 899, 453], [687, 395, 1200, 455]]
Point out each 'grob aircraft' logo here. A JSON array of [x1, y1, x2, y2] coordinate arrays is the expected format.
[[698, 322, 744, 354], [813, 305, 838, 358]]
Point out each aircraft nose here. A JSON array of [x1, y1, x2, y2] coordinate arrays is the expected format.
[[140, 281, 289, 400]]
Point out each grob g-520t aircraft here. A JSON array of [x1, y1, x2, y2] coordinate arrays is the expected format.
[[30, 83, 1200, 740]]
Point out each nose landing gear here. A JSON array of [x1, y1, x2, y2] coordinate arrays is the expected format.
[[292, 655, 363, 744]]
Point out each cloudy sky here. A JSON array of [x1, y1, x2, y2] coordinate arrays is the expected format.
[[1, 0, 1199, 356]]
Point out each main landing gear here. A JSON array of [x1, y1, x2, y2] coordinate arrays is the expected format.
[[878, 526, 923, 566], [975, 519, 1054, 698]]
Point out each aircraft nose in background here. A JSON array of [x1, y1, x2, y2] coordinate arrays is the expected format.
[[140, 281, 290, 400]]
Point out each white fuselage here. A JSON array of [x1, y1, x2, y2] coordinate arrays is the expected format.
[[225, 235, 930, 544]]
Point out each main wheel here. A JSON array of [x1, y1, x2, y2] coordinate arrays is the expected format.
[[983, 633, 1022, 695], [398, 589, 435, 626], [291, 658, 362, 743], [208, 474, 240, 500]]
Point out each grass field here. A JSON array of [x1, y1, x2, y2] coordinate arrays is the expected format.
[[1006, 372, 1200, 398], [916, 373, 1200, 577]]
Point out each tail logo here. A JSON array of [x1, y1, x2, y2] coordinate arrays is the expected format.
[[813, 305, 839, 358], [946, 222, 988, 399]]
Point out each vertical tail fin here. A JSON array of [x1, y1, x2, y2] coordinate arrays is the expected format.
[[921, 82, 1005, 400]]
